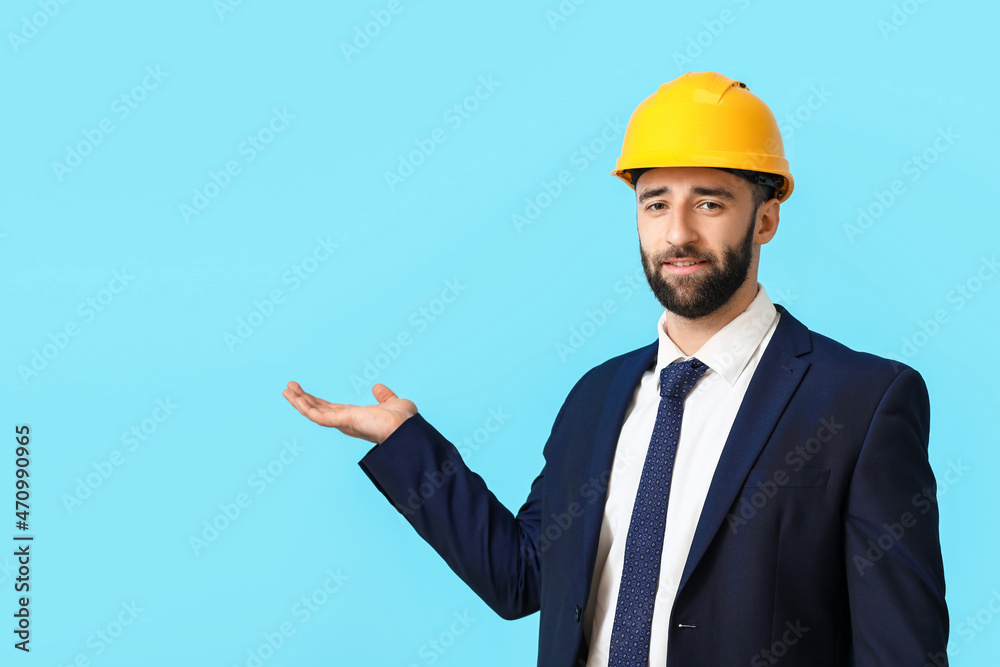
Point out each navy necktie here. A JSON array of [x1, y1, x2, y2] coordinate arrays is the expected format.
[[608, 357, 709, 666]]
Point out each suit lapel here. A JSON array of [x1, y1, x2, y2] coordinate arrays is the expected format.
[[676, 304, 812, 593], [578, 338, 658, 589]]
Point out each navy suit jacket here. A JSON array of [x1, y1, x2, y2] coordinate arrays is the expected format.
[[358, 304, 949, 666]]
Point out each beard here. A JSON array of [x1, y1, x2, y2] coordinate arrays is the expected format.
[[640, 211, 757, 319]]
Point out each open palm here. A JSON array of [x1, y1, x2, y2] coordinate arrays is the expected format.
[[282, 381, 418, 444]]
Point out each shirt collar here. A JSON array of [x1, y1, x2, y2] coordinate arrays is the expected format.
[[654, 282, 778, 388]]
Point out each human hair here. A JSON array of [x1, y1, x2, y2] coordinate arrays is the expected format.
[[629, 167, 780, 214], [746, 180, 775, 213]]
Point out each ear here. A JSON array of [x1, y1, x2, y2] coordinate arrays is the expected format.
[[755, 198, 780, 244]]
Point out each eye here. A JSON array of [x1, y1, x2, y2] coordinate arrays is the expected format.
[[699, 201, 723, 211], [647, 202, 666, 211]]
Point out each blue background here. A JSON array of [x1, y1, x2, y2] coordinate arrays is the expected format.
[[2, 0, 998, 664]]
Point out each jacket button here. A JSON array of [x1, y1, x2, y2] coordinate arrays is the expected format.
[[574, 606, 582, 622]]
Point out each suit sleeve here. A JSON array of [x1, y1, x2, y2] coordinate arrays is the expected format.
[[356, 394, 574, 621], [844, 367, 949, 664]]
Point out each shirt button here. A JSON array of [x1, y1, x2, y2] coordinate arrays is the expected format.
[[574, 605, 582, 622]]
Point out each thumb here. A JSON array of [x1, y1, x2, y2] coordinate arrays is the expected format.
[[372, 383, 398, 404]]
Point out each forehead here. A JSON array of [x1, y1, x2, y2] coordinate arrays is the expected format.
[[636, 166, 751, 197]]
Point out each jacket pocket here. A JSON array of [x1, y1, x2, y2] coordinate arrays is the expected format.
[[743, 467, 830, 489]]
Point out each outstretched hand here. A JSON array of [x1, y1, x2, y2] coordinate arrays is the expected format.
[[282, 381, 418, 445]]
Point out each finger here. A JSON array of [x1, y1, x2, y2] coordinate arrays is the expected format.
[[372, 383, 398, 404], [310, 395, 343, 409], [282, 387, 312, 409], [288, 392, 334, 424], [302, 401, 355, 431], [296, 392, 327, 412], [281, 390, 310, 417], [282, 388, 324, 415], [286, 381, 322, 404], [284, 383, 307, 404], [286, 382, 344, 410]]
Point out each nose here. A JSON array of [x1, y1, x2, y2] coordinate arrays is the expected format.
[[661, 206, 700, 249]]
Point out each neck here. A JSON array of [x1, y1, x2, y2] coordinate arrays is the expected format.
[[663, 280, 759, 356]]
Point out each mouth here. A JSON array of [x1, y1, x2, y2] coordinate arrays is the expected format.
[[662, 259, 708, 275]]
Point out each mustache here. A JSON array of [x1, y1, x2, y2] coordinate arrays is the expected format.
[[651, 249, 714, 263]]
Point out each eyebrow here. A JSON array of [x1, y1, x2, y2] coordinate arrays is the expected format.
[[637, 185, 738, 204], [637, 185, 670, 205]]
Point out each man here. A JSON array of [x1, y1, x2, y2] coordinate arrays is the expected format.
[[283, 72, 949, 666]]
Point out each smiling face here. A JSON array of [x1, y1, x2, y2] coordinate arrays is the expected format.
[[635, 166, 779, 320]]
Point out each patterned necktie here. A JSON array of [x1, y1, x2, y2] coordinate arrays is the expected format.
[[608, 357, 709, 666]]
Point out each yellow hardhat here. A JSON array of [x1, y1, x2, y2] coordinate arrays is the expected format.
[[611, 71, 794, 202]]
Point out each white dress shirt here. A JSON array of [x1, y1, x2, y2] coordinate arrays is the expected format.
[[583, 282, 781, 666]]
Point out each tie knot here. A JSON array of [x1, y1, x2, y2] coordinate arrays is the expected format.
[[659, 357, 708, 399]]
